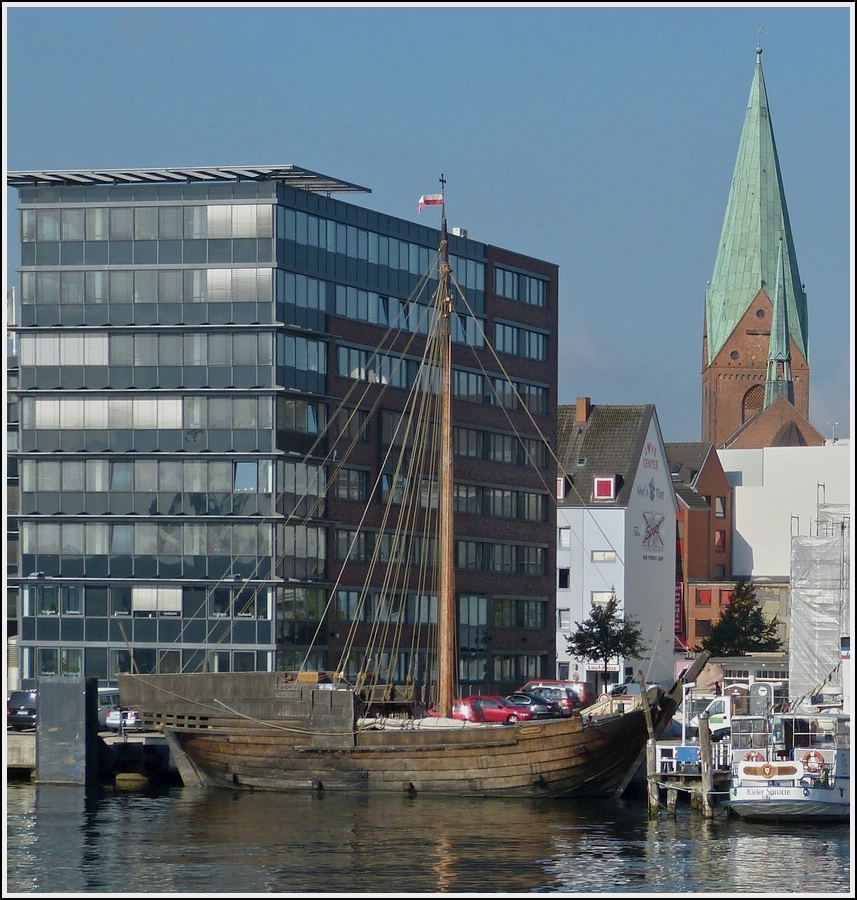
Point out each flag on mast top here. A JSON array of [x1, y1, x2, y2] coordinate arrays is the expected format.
[[418, 194, 443, 213]]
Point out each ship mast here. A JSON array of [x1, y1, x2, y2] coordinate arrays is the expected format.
[[435, 199, 455, 719]]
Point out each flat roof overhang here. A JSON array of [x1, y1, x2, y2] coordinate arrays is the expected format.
[[6, 165, 371, 194]]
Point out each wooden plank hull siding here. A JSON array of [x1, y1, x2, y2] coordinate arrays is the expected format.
[[119, 673, 678, 798]]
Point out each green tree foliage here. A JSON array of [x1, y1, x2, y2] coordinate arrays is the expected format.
[[565, 593, 648, 691], [699, 579, 783, 657]]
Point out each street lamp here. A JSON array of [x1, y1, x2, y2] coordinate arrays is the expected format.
[[682, 681, 696, 745]]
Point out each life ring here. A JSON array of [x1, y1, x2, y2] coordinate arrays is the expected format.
[[744, 751, 764, 762], [802, 750, 824, 773]]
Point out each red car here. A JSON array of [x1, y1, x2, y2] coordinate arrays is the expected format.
[[425, 698, 485, 722], [461, 695, 536, 724]]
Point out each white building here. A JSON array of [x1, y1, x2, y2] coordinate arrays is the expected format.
[[555, 398, 677, 689], [718, 442, 851, 579]]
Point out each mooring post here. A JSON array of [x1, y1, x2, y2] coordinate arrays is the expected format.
[[698, 711, 714, 818], [646, 737, 660, 818], [637, 671, 660, 819], [667, 787, 678, 815]]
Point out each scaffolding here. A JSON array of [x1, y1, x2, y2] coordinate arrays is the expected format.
[[788, 504, 850, 707]]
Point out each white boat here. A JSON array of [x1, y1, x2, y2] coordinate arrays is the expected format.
[[725, 706, 850, 822], [723, 500, 851, 822]]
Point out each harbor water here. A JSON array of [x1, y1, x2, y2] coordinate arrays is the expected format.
[[4, 781, 852, 896]]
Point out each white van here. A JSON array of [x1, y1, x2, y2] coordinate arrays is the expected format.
[[690, 684, 750, 740]]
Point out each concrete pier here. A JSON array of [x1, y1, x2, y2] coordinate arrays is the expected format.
[[6, 728, 178, 786]]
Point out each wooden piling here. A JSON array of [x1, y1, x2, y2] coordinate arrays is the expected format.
[[637, 670, 660, 819], [667, 787, 678, 815], [698, 711, 714, 818]]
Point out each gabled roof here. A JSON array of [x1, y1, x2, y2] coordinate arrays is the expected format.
[[556, 403, 655, 507], [704, 48, 808, 366], [663, 442, 713, 487], [673, 483, 712, 513], [722, 394, 825, 449], [665, 443, 717, 513]]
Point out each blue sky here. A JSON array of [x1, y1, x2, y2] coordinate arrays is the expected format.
[[3, 3, 853, 442]]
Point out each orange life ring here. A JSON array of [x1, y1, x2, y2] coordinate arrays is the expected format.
[[744, 751, 764, 762], [802, 750, 824, 773]]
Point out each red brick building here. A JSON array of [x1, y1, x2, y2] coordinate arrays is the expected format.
[[664, 442, 733, 652], [701, 48, 821, 450]]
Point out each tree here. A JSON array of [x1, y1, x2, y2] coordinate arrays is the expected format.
[[565, 593, 648, 692], [699, 579, 782, 657]]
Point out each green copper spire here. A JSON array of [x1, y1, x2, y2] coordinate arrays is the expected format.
[[704, 47, 809, 366], [764, 235, 795, 406]]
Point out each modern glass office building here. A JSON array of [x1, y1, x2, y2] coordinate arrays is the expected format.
[[7, 165, 558, 692]]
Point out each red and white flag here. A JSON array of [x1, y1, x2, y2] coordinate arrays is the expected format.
[[418, 194, 443, 213]]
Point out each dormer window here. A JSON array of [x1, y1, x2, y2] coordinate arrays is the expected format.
[[593, 475, 616, 501]]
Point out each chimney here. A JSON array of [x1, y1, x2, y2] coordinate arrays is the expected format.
[[576, 396, 592, 424]]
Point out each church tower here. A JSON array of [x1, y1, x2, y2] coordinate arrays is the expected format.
[[701, 45, 812, 448]]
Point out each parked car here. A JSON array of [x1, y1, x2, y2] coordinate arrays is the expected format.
[[606, 679, 661, 699], [504, 692, 561, 719], [7, 690, 38, 731], [425, 699, 485, 723], [461, 695, 536, 724], [105, 706, 142, 732], [520, 684, 580, 716], [522, 679, 599, 710], [97, 687, 120, 729]]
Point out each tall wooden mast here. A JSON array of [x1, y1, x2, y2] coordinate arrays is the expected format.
[[435, 200, 456, 719]]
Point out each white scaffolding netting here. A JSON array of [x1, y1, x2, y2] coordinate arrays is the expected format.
[[789, 505, 850, 706]]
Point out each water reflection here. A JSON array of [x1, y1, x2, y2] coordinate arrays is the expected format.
[[5, 783, 851, 894]]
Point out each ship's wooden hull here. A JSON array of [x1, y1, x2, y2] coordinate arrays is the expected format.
[[167, 711, 659, 797], [122, 672, 678, 798]]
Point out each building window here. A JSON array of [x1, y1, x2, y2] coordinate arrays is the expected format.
[[714, 530, 726, 552], [38, 586, 59, 616], [557, 527, 571, 549], [742, 385, 764, 422], [493, 597, 546, 630], [591, 550, 616, 563], [38, 648, 59, 677], [111, 586, 132, 616], [558, 568, 570, 590], [209, 587, 232, 618], [720, 588, 734, 605], [714, 565, 725, 579], [459, 594, 488, 652], [335, 407, 368, 443], [695, 620, 711, 638], [591, 591, 613, 607], [234, 461, 257, 492], [491, 653, 546, 684], [593, 476, 615, 500], [334, 467, 368, 502], [61, 586, 83, 615], [132, 586, 182, 617], [60, 648, 83, 677], [696, 589, 712, 606], [714, 496, 726, 517], [557, 608, 571, 631]]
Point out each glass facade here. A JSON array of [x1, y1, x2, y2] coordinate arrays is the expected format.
[[9, 167, 558, 693]]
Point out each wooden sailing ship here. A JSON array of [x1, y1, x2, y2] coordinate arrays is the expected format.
[[121, 193, 703, 797]]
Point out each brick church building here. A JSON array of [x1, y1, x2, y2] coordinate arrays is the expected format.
[[701, 46, 824, 450]]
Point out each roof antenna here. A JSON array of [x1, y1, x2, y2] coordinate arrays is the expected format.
[[756, 25, 763, 56]]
